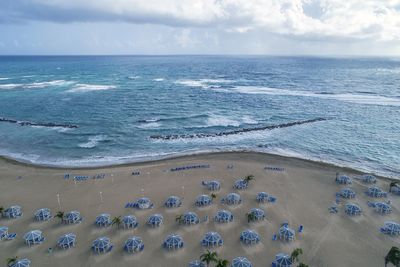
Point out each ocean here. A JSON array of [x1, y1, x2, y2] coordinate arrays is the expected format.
[[0, 55, 399, 178]]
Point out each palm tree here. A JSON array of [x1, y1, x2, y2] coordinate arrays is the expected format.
[[210, 193, 217, 200], [0, 206, 4, 218], [175, 214, 183, 224], [111, 216, 122, 229], [6, 256, 18, 267], [244, 175, 254, 184], [246, 212, 257, 223], [215, 258, 229, 267], [389, 181, 398, 193], [200, 250, 218, 267], [291, 248, 303, 263], [55, 211, 64, 223], [298, 263, 309, 267], [385, 246, 400, 267]]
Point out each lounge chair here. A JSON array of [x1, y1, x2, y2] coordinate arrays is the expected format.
[[6, 233, 17, 240]]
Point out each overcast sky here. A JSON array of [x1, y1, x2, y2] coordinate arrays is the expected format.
[[1, 0, 400, 55]]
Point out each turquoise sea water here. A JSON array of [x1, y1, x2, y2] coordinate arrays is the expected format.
[[0, 56, 399, 178]]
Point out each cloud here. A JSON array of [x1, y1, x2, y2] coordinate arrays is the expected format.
[[1, 0, 400, 41]]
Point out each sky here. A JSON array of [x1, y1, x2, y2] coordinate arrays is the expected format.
[[0, 0, 400, 56]]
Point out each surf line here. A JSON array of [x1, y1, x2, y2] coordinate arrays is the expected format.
[[0, 117, 78, 129], [150, 117, 326, 140]]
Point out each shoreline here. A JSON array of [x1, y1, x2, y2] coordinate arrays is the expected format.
[[0, 150, 396, 181]]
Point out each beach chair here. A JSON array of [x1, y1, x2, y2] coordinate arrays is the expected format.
[[268, 196, 277, 203], [298, 225, 304, 233], [272, 234, 277, 241], [282, 221, 289, 227], [6, 233, 17, 240], [203, 216, 208, 223], [107, 245, 114, 252]]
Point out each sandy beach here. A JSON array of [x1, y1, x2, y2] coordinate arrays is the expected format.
[[0, 151, 399, 267]]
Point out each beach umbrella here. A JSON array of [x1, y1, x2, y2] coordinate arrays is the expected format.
[[3, 206, 22, 219], [24, 230, 44, 246], [92, 237, 113, 254], [122, 215, 139, 229], [0, 226, 9, 240], [366, 186, 387, 198], [214, 210, 234, 223], [147, 214, 163, 227], [272, 253, 293, 267], [9, 259, 31, 267], [335, 175, 352, 185], [63, 211, 82, 224], [344, 203, 362, 216], [95, 213, 111, 227], [381, 221, 400, 235], [256, 192, 269, 203], [201, 231, 223, 247], [248, 208, 265, 221], [195, 195, 212, 207], [182, 212, 200, 225], [374, 202, 392, 214], [124, 236, 144, 253], [202, 180, 221, 191], [163, 234, 184, 250], [133, 197, 154, 209], [57, 233, 76, 249], [339, 188, 356, 199], [165, 196, 182, 208], [233, 179, 248, 190], [231, 257, 252, 267], [278, 226, 295, 241], [240, 230, 260, 245], [362, 174, 376, 183], [223, 193, 242, 205], [34, 208, 52, 221], [188, 260, 205, 267]]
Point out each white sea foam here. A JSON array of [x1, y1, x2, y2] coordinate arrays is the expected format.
[[205, 114, 258, 127], [78, 135, 107, 148], [153, 78, 165, 82], [0, 83, 24, 89], [67, 84, 116, 93], [376, 68, 400, 74], [219, 86, 400, 106], [206, 115, 241, 127], [0, 80, 73, 90], [0, 77, 10, 80], [128, 76, 141, 80], [174, 78, 234, 89], [25, 80, 73, 88], [136, 122, 161, 129]]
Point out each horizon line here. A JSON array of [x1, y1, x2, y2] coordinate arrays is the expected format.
[[0, 54, 399, 58]]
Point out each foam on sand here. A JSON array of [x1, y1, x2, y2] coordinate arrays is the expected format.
[[67, 84, 116, 93]]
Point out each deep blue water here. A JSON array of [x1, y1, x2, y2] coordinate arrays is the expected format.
[[0, 56, 399, 178]]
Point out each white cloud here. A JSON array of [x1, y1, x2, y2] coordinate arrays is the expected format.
[[2, 0, 400, 42]]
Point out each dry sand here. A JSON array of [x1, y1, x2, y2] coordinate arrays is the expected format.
[[0, 152, 399, 267]]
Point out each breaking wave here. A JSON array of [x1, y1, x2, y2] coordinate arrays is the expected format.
[[67, 84, 116, 93], [212, 86, 400, 106]]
